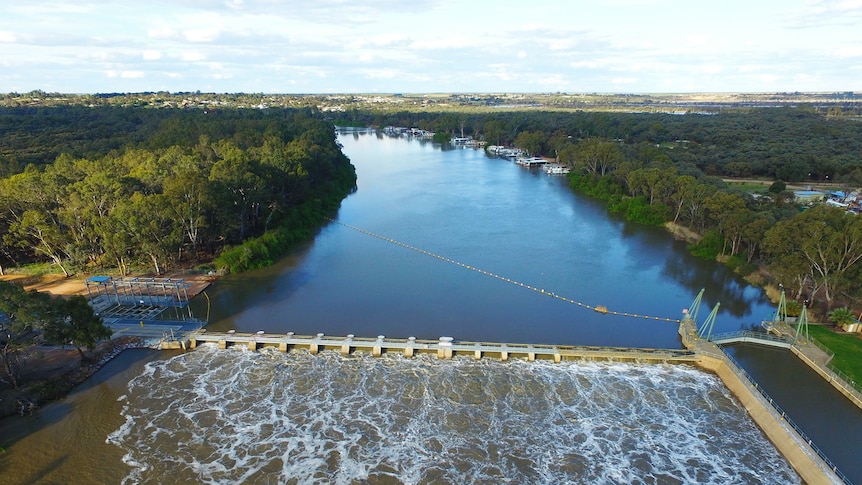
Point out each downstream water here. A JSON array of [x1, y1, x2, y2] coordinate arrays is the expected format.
[[106, 346, 795, 484], [1, 129, 854, 483]]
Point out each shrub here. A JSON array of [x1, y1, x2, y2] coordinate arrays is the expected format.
[[689, 230, 724, 260]]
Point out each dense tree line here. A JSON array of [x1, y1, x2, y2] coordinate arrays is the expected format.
[[560, 138, 862, 309], [0, 107, 357, 276], [331, 107, 862, 184]]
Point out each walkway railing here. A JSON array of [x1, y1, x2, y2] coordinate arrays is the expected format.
[[800, 336, 862, 405], [721, 351, 853, 484], [709, 330, 793, 348]]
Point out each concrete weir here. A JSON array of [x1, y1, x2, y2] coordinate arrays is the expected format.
[[182, 329, 845, 484], [679, 321, 845, 485], [188, 331, 700, 364]]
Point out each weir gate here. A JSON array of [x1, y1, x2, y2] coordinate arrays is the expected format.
[[188, 332, 700, 364], [167, 316, 848, 485], [90, 276, 851, 484]]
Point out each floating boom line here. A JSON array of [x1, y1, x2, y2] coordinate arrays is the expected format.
[[328, 219, 681, 323]]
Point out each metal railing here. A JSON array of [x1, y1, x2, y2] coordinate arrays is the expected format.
[[799, 336, 862, 402], [710, 330, 793, 345], [722, 350, 853, 484]]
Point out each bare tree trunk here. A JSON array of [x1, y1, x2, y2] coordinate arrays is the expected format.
[[75, 346, 88, 362], [149, 253, 161, 275], [1, 342, 21, 390], [51, 254, 70, 277]]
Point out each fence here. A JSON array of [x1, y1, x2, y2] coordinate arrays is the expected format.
[[722, 351, 852, 484]]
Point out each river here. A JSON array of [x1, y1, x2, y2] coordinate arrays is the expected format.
[[0, 128, 857, 483]]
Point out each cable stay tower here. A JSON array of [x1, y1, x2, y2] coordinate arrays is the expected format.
[[683, 288, 705, 326], [794, 304, 810, 344], [762, 286, 787, 334], [696, 302, 721, 341]]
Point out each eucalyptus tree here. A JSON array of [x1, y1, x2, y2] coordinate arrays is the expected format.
[[135, 193, 181, 275], [0, 281, 54, 388], [208, 140, 267, 242], [626, 167, 675, 206], [513, 131, 546, 157], [670, 175, 697, 224], [574, 139, 624, 176], [740, 213, 774, 263], [763, 205, 862, 309], [42, 295, 112, 360], [164, 168, 212, 259]]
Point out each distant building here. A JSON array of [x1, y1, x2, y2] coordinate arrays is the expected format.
[[794, 190, 825, 204]]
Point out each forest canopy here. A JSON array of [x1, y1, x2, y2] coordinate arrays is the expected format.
[[0, 106, 357, 276], [333, 107, 862, 184]]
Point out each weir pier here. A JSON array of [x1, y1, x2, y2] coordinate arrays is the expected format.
[[99, 277, 847, 484], [187, 331, 699, 363], [169, 326, 847, 485]]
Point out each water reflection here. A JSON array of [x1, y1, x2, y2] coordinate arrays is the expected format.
[[200, 129, 778, 348]]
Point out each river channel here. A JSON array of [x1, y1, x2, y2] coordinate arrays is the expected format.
[[0, 128, 859, 483]]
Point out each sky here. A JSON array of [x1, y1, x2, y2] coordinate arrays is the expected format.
[[1, 0, 860, 94]]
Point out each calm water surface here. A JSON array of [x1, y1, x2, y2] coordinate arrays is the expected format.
[[1, 129, 854, 483], [202, 129, 775, 346]]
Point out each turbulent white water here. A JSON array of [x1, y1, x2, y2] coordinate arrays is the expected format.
[[107, 344, 799, 484]]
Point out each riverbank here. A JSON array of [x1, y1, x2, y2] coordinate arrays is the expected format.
[[0, 336, 145, 418], [0, 270, 216, 299], [0, 271, 215, 419]]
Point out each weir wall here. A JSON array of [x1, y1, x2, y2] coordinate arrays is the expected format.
[[790, 345, 862, 409], [694, 354, 842, 485], [174, 330, 844, 484]]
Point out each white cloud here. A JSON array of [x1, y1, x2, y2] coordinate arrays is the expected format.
[[148, 26, 177, 40], [834, 45, 862, 57], [0, 0, 859, 92], [105, 70, 145, 79], [181, 51, 206, 62], [143, 50, 162, 61], [183, 29, 220, 43], [359, 68, 402, 80], [0, 31, 17, 43]]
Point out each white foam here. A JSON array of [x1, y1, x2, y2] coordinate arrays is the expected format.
[[107, 345, 800, 484]]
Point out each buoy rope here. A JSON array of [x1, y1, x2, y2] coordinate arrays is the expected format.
[[328, 219, 681, 323]]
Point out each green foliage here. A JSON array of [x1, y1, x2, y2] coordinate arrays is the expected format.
[[768, 180, 786, 193], [807, 325, 862, 385], [567, 173, 622, 200], [432, 132, 451, 144], [688, 230, 724, 260], [725, 255, 759, 275], [0, 281, 112, 387], [828, 307, 857, 326], [763, 205, 862, 308], [785, 300, 802, 317], [214, 193, 346, 274], [0, 107, 357, 275], [609, 196, 667, 225], [42, 295, 112, 354]]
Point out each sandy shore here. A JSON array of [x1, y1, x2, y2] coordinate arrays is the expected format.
[[0, 271, 216, 298]]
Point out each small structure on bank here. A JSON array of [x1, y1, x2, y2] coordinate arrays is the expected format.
[[85, 275, 206, 343]]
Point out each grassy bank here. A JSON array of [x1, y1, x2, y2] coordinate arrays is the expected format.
[[807, 325, 862, 385]]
